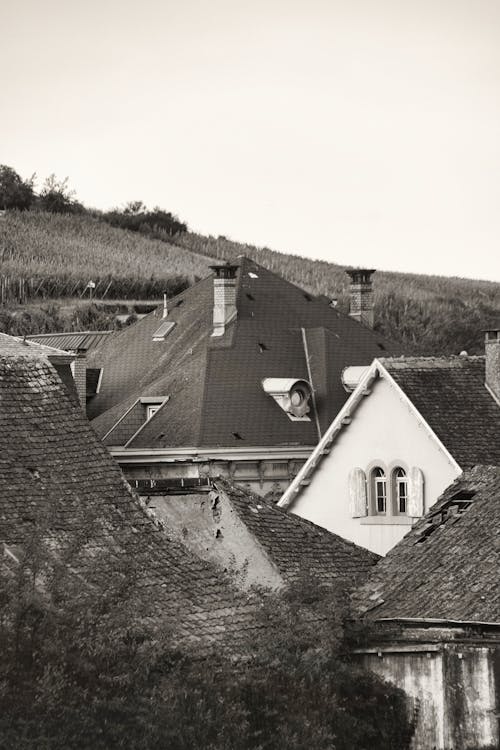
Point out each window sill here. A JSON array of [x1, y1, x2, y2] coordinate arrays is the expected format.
[[360, 516, 416, 526]]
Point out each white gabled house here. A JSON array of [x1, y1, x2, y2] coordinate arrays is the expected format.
[[278, 329, 500, 555]]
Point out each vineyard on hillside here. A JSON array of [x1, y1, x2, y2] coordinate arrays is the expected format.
[[1, 210, 499, 354]]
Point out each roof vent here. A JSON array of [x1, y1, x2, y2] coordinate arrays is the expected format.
[[152, 321, 176, 341], [262, 378, 312, 421], [341, 366, 370, 392]]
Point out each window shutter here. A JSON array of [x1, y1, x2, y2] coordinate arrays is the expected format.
[[348, 468, 367, 517], [408, 467, 424, 517]]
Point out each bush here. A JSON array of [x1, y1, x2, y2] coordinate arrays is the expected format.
[[0, 165, 35, 210]]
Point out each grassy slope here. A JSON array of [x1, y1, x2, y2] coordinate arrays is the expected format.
[[1, 211, 499, 354], [0, 211, 214, 297]]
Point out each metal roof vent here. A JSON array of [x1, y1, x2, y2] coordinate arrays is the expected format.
[[262, 378, 312, 421], [341, 365, 370, 392]]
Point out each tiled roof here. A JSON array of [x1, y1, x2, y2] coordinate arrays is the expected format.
[[0, 332, 68, 359], [0, 340, 264, 651], [381, 356, 500, 468], [27, 330, 113, 352], [216, 478, 379, 586], [354, 466, 500, 623], [88, 257, 399, 447]]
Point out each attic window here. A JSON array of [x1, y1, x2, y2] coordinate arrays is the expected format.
[[152, 321, 176, 341], [246, 293, 255, 301], [232, 432, 243, 440], [248, 272, 258, 278], [258, 342, 268, 352]]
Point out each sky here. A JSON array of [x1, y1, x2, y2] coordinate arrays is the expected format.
[[2, 0, 500, 281]]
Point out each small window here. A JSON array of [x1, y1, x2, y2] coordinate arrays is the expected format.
[[147, 405, 161, 420], [393, 467, 408, 514], [372, 467, 387, 514]]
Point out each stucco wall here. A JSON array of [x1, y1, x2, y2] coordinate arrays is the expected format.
[[362, 643, 499, 750], [289, 376, 460, 555], [148, 492, 282, 590]]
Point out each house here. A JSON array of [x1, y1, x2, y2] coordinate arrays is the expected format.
[[279, 328, 500, 555], [353, 465, 500, 750], [85, 258, 400, 497], [142, 475, 378, 590], [0, 332, 376, 652]]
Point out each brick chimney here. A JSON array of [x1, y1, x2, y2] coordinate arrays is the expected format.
[[71, 350, 87, 409], [485, 328, 500, 403], [210, 262, 238, 337], [346, 268, 376, 328]]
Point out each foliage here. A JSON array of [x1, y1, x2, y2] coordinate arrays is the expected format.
[[0, 165, 35, 211], [0, 302, 129, 337], [37, 174, 84, 215], [0, 516, 413, 750], [101, 202, 187, 237]]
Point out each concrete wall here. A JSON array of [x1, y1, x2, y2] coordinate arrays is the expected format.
[[361, 642, 499, 750], [147, 492, 282, 590], [289, 377, 460, 555]]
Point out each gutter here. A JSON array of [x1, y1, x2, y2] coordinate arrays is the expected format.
[[110, 445, 315, 463]]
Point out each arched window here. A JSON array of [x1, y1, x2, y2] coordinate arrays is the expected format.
[[393, 467, 408, 514], [372, 467, 387, 514]]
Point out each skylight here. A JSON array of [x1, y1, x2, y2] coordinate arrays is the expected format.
[[152, 321, 176, 341], [248, 272, 258, 278]]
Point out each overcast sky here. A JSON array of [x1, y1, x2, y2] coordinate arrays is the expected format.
[[2, 0, 500, 281]]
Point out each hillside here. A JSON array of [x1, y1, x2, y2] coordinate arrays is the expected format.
[[0, 211, 214, 299], [1, 210, 499, 354]]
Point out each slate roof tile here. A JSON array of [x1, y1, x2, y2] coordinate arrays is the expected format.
[[381, 356, 500, 467], [354, 465, 500, 623], [0, 338, 265, 651], [88, 258, 399, 447]]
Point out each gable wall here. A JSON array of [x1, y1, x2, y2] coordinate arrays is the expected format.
[[289, 376, 460, 555]]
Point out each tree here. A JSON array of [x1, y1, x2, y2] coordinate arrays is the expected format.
[[0, 524, 414, 750], [38, 174, 84, 214], [0, 165, 35, 210]]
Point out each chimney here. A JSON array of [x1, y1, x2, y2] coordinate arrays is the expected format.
[[71, 350, 87, 409], [210, 262, 238, 337], [346, 268, 376, 328], [485, 328, 500, 403]]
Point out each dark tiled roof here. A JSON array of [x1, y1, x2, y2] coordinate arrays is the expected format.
[[88, 258, 399, 447], [27, 330, 113, 352], [216, 478, 379, 586], [381, 356, 500, 468], [354, 466, 500, 623], [0, 342, 263, 650]]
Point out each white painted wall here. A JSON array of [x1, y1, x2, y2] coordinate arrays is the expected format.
[[289, 377, 460, 555]]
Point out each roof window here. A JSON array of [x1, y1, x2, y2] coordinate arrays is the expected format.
[[232, 432, 243, 440], [152, 321, 176, 341], [248, 272, 258, 279], [303, 292, 312, 302], [246, 292, 255, 301]]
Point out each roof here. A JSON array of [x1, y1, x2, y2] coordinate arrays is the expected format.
[[381, 356, 500, 468], [280, 354, 500, 509], [26, 330, 113, 352], [0, 332, 69, 359], [353, 466, 500, 623], [215, 478, 379, 586], [87, 257, 399, 448], [0, 338, 264, 651]]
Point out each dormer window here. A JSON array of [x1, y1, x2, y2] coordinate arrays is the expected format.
[[147, 405, 161, 420]]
